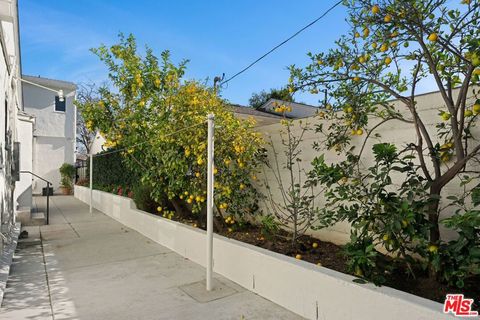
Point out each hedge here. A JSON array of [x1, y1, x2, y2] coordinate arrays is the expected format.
[[88, 150, 140, 188]]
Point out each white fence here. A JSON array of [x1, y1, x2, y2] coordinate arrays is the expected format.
[[254, 89, 480, 244]]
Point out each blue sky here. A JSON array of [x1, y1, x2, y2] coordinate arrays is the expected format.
[[19, 0, 349, 106]]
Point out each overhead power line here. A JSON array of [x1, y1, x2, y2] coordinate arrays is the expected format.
[[220, 0, 343, 86]]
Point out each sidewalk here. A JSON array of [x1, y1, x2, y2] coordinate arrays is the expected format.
[[0, 196, 301, 320]]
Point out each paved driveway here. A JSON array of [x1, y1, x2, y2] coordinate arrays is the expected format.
[[0, 196, 301, 320]]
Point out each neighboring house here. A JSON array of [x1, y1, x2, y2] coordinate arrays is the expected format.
[[258, 98, 319, 118], [21, 75, 77, 196], [229, 104, 283, 127], [0, 0, 22, 251], [89, 131, 106, 155]]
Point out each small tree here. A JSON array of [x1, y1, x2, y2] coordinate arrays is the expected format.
[[75, 83, 99, 155], [80, 34, 264, 227], [262, 111, 318, 247], [249, 87, 293, 109], [290, 0, 480, 284], [59, 163, 76, 190]]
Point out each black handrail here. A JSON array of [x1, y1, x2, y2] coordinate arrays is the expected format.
[[20, 171, 51, 225]]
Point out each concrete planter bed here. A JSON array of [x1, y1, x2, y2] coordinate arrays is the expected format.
[[74, 185, 451, 320]]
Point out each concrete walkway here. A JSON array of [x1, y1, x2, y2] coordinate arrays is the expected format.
[[0, 196, 301, 320]]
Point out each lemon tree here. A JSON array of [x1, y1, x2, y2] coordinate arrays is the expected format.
[[290, 1, 480, 283], [79, 34, 263, 225]]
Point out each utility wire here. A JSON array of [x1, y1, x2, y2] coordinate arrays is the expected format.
[[220, 0, 342, 86], [93, 122, 205, 157]]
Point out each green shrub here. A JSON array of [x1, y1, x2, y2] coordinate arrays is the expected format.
[[89, 149, 139, 188], [260, 214, 280, 240], [132, 183, 162, 213], [59, 163, 75, 188]]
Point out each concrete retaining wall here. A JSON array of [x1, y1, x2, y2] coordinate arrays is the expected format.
[[75, 185, 452, 320]]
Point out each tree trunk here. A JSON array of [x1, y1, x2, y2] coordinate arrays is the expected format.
[[170, 198, 190, 218], [427, 184, 442, 279], [428, 185, 441, 244]]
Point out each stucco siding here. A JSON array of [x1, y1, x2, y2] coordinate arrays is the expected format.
[[22, 78, 76, 193], [0, 0, 22, 253], [14, 115, 33, 207]]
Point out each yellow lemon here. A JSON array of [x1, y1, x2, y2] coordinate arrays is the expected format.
[[372, 5, 380, 14], [356, 128, 364, 135], [312, 242, 318, 249], [428, 245, 438, 253], [363, 27, 370, 37], [384, 14, 392, 23], [428, 33, 438, 42], [295, 254, 302, 260], [473, 104, 480, 114], [465, 109, 473, 117], [385, 57, 392, 65]]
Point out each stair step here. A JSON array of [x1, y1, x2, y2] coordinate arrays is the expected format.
[[15, 207, 32, 225], [28, 212, 46, 226]]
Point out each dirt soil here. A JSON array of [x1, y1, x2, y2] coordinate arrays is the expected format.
[[172, 215, 479, 307]]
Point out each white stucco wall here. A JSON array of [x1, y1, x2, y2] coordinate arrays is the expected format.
[[255, 88, 480, 244], [0, 0, 22, 250], [14, 113, 34, 208], [22, 78, 76, 193]]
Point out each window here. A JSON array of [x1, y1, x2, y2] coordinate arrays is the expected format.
[[55, 96, 66, 112]]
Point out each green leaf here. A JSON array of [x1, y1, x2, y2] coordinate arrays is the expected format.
[[472, 186, 480, 206]]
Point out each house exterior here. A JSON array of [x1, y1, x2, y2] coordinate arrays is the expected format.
[[0, 0, 22, 251], [258, 98, 319, 118], [21, 76, 77, 196], [229, 104, 283, 126]]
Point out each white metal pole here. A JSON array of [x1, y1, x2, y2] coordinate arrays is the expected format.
[[206, 114, 215, 291], [89, 153, 93, 213]]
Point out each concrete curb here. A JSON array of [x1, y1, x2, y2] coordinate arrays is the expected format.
[[0, 223, 21, 305], [75, 186, 453, 320]]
